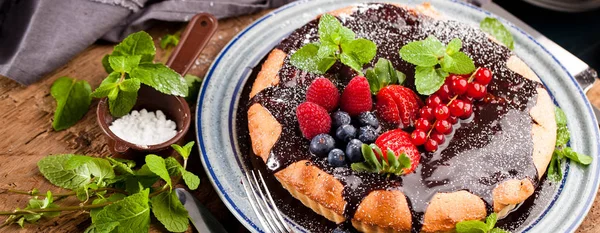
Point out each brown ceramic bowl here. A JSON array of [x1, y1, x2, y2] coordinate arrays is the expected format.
[[96, 85, 191, 157]]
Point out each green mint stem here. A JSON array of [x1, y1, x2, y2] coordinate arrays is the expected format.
[[4, 188, 127, 197]]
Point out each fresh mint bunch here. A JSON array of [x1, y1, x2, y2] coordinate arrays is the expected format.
[[50, 77, 92, 131], [456, 213, 509, 233], [547, 107, 593, 182], [290, 14, 377, 74], [480, 17, 514, 50], [365, 58, 406, 94], [93, 31, 188, 117], [1, 141, 200, 233], [399, 36, 475, 95], [351, 144, 411, 176]]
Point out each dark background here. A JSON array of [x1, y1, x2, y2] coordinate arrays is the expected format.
[[497, 1, 600, 69]]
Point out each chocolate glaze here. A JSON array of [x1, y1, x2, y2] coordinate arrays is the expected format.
[[243, 3, 544, 232]]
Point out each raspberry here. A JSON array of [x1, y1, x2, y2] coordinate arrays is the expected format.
[[340, 76, 372, 116], [375, 129, 421, 174], [296, 102, 331, 139], [306, 78, 340, 112]]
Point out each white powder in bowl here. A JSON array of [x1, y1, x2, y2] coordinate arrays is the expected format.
[[109, 109, 177, 146]]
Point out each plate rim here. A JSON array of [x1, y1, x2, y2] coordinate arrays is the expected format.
[[195, 0, 600, 232]]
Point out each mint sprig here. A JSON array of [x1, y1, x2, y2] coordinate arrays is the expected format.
[[92, 31, 188, 117], [547, 107, 593, 182], [351, 144, 411, 176], [365, 58, 406, 94], [399, 36, 475, 95], [456, 213, 509, 233], [290, 14, 377, 74], [2, 141, 200, 233], [480, 17, 514, 50]]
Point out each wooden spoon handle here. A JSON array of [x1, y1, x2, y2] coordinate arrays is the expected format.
[[166, 13, 218, 76]]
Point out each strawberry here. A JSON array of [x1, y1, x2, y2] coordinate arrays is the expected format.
[[375, 129, 421, 174], [306, 77, 340, 112], [375, 91, 400, 123], [296, 102, 332, 139], [376, 85, 422, 128], [340, 76, 373, 116]]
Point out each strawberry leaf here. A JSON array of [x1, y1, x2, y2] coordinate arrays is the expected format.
[[365, 58, 406, 94]]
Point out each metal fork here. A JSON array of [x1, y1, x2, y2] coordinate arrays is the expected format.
[[242, 170, 293, 233]]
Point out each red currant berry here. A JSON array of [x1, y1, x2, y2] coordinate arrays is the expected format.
[[419, 106, 435, 121], [430, 131, 445, 144], [475, 68, 492, 85], [449, 99, 466, 117], [434, 105, 450, 120], [448, 115, 458, 124], [451, 78, 468, 95], [424, 139, 438, 152], [467, 82, 486, 99], [437, 84, 453, 100], [435, 119, 452, 134], [415, 118, 432, 131], [426, 95, 443, 107], [410, 129, 427, 146], [461, 102, 473, 119]]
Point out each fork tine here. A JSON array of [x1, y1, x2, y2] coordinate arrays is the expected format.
[[251, 171, 287, 233], [242, 170, 275, 233], [257, 170, 292, 232]]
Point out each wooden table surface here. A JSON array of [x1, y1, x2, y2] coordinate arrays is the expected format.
[[1, 10, 600, 233]]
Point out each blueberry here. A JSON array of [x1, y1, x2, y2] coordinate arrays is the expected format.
[[345, 139, 364, 163], [335, 124, 357, 142], [328, 149, 346, 167], [332, 111, 351, 129], [358, 111, 379, 128], [358, 126, 378, 143], [309, 134, 335, 157]]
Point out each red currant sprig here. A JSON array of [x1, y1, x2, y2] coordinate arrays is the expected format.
[[410, 67, 492, 152]]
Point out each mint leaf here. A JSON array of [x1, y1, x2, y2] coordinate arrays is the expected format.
[[108, 55, 141, 73], [119, 78, 141, 92], [490, 228, 510, 233], [441, 52, 476, 75], [65, 156, 115, 187], [556, 125, 570, 147], [485, 213, 498, 230], [184, 74, 202, 102], [340, 52, 363, 74], [50, 77, 92, 131], [317, 42, 338, 58], [108, 89, 137, 117], [113, 31, 156, 63], [145, 154, 172, 189], [107, 158, 135, 175], [446, 38, 462, 55], [181, 170, 200, 190], [547, 152, 563, 182], [480, 17, 514, 50], [555, 107, 567, 126], [399, 36, 445, 67], [151, 191, 189, 232], [456, 220, 489, 233], [160, 34, 180, 50], [172, 141, 195, 160], [37, 154, 93, 189], [558, 147, 593, 165], [91, 72, 120, 98], [290, 43, 327, 74], [102, 55, 113, 74], [130, 63, 188, 97], [341, 38, 377, 65], [92, 189, 151, 233], [319, 14, 354, 45], [414, 66, 446, 95], [165, 157, 183, 177], [18, 191, 60, 226]]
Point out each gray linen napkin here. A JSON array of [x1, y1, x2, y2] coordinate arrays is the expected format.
[[0, 0, 294, 85]]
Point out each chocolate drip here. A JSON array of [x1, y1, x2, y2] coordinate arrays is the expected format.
[[243, 3, 541, 232]]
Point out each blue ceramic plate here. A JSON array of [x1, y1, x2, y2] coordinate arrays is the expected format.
[[196, 0, 600, 232]]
